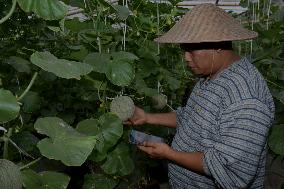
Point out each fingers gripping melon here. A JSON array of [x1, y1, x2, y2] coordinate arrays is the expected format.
[[0, 159, 23, 189], [110, 96, 135, 121]]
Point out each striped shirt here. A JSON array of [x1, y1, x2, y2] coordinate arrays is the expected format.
[[169, 57, 275, 189]]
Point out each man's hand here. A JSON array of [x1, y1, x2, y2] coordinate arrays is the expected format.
[[124, 106, 148, 125], [138, 141, 173, 159]]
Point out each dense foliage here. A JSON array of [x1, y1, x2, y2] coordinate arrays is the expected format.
[[0, 0, 283, 188]]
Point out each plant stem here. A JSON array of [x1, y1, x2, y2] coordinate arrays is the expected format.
[[0, 0, 17, 24], [3, 128, 13, 159], [17, 72, 38, 101], [20, 157, 42, 170], [266, 79, 284, 90]]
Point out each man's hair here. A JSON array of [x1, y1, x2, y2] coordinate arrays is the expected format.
[[180, 41, 233, 51]]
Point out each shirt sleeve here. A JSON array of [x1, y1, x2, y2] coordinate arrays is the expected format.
[[203, 98, 274, 189], [175, 107, 184, 128]]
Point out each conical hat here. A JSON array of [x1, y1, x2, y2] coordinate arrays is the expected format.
[[155, 3, 258, 43]]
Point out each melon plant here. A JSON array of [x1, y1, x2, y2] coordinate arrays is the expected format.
[[110, 96, 135, 121], [0, 159, 22, 189]]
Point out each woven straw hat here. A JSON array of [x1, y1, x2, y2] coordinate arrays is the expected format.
[[155, 3, 258, 43]]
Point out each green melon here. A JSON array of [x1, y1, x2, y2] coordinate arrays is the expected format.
[[0, 159, 22, 189], [152, 94, 167, 110], [110, 96, 135, 121]]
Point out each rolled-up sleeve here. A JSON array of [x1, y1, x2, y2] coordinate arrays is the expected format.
[[203, 99, 274, 189]]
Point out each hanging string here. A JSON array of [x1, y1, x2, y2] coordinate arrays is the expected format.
[[122, 0, 127, 51], [238, 17, 242, 55], [257, 0, 260, 22], [156, 0, 160, 54], [267, 0, 272, 30], [252, 2, 255, 31], [250, 1, 257, 56]]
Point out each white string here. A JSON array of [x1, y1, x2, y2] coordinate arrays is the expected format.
[[252, 2, 255, 30], [122, 0, 127, 51], [156, 0, 160, 54], [97, 37, 101, 53], [157, 81, 161, 93], [257, 0, 260, 22], [267, 0, 272, 30]]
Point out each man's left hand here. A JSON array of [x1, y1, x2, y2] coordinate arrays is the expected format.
[[138, 141, 172, 159]]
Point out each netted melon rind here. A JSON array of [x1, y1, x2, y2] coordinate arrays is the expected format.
[[152, 94, 167, 110], [0, 159, 23, 189], [110, 96, 135, 121]]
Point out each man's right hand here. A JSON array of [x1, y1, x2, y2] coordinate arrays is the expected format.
[[125, 106, 148, 125]]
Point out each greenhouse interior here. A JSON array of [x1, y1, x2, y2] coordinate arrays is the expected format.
[[0, 0, 284, 188]]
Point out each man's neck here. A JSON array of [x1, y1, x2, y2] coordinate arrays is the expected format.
[[212, 51, 240, 78]]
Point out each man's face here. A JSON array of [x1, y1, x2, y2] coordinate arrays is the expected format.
[[184, 49, 214, 77]]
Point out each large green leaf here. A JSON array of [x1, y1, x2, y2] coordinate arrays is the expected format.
[[271, 90, 284, 103], [83, 173, 119, 189], [76, 114, 123, 154], [113, 5, 130, 20], [30, 51, 93, 80], [0, 89, 20, 123], [11, 131, 39, 154], [111, 51, 139, 63], [106, 60, 134, 86], [101, 143, 134, 176], [34, 117, 96, 166], [268, 125, 284, 156], [5, 56, 31, 73], [84, 53, 110, 73], [22, 169, 70, 189], [21, 91, 41, 113], [17, 0, 68, 20]]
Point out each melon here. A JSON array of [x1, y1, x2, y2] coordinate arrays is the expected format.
[[0, 159, 22, 189], [152, 94, 167, 109], [110, 96, 135, 121]]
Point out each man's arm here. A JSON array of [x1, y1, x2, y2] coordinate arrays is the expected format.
[[146, 112, 177, 128], [127, 106, 177, 128], [138, 142, 205, 175]]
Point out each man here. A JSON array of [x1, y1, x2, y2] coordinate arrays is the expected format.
[[128, 3, 275, 189]]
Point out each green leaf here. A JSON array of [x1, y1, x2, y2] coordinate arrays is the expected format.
[[5, 56, 31, 73], [30, 51, 93, 79], [21, 91, 41, 113], [69, 46, 89, 61], [268, 125, 284, 156], [112, 5, 130, 20], [84, 53, 110, 73], [271, 90, 284, 103], [132, 75, 157, 96], [88, 149, 107, 162], [101, 143, 134, 176], [0, 89, 20, 124], [34, 117, 96, 166], [83, 173, 119, 189], [106, 60, 134, 86], [11, 131, 39, 153], [77, 114, 123, 154], [39, 171, 70, 189], [22, 169, 42, 189], [110, 51, 138, 63], [17, 0, 68, 20], [165, 76, 180, 90], [65, 19, 93, 33], [22, 169, 70, 189]]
